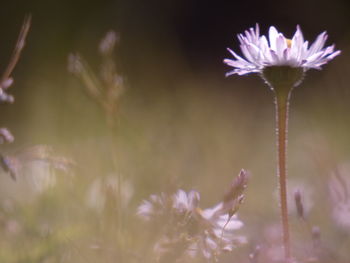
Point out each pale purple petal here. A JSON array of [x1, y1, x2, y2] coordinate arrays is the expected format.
[[268, 26, 279, 51], [276, 34, 287, 58], [308, 32, 327, 56]]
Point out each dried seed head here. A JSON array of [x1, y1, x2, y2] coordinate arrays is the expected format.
[[312, 226, 321, 241], [99, 31, 119, 56], [0, 128, 14, 144], [0, 90, 14, 103], [222, 169, 249, 217], [67, 53, 83, 74], [224, 169, 249, 203], [311, 225, 322, 257], [294, 189, 304, 219], [68, 32, 125, 129], [0, 154, 18, 180], [0, 14, 31, 96], [1, 78, 13, 90]]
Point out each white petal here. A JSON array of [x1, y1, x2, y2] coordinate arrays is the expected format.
[[291, 26, 304, 60], [202, 203, 223, 219], [276, 34, 287, 58], [259, 35, 269, 51], [326, 49, 341, 59], [137, 200, 153, 220], [321, 44, 335, 56], [244, 29, 253, 43], [226, 48, 251, 65], [259, 36, 273, 62], [283, 48, 291, 63], [300, 41, 309, 60], [269, 49, 279, 64], [223, 59, 247, 68], [246, 43, 262, 64], [294, 25, 304, 49], [225, 69, 249, 77], [188, 190, 200, 208], [174, 189, 188, 210], [268, 26, 279, 51], [305, 50, 324, 63], [308, 32, 327, 56], [237, 34, 246, 45], [240, 44, 255, 63], [216, 214, 244, 230], [205, 237, 218, 250], [254, 23, 260, 42]]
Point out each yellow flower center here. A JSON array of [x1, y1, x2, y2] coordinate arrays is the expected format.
[[286, 38, 292, 48]]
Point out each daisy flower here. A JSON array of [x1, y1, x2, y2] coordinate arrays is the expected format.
[[224, 25, 340, 262], [224, 24, 340, 77]]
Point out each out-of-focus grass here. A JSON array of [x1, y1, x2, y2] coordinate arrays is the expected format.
[[0, 31, 349, 262]]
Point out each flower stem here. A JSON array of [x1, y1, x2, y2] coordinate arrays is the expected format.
[[275, 89, 292, 261]]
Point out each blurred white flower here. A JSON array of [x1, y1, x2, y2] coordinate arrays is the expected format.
[[0, 128, 14, 144], [188, 203, 245, 259], [26, 161, 57, 193], [86, 175, 134, 213], [329, 163, 350, 229], [0, 161, 57, 203], [137, 192, 168, 221], [173, 189, 200, 213], [137, 189, 245, 261], [224, 24, 340, 76], [332, 202, 350, 229]]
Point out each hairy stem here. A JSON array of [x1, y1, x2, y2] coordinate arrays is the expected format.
[[275, 90, 291, 261], [107, 119, 125, 263]]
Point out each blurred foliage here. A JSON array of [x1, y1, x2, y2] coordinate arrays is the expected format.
[[0, 0, 349, 262]]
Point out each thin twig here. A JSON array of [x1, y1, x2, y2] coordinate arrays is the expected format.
[[1, 14, 31, 87]]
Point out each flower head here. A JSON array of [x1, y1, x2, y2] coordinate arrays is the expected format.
[[137, 189, 245, 261], [224, 24, 340, 76]]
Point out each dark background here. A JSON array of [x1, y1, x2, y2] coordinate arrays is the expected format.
[[1, 0, 349, 82], [0, 0, 346, 69], [0, 0, 348, 145]]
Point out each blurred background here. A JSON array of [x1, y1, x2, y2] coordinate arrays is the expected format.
[[0, 0, 349, 262]]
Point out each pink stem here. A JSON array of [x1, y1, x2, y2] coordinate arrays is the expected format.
[[275, 91, 291, 261]]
